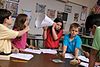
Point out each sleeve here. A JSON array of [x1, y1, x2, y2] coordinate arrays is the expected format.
[[92, 27, 100, 50], [0, 27, 19, 39], [75, 36, 82, 48], [63, 35, 69, 46]]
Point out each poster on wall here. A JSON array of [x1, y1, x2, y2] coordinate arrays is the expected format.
[[64, 5, 72, 13], [35, 3, 46, 13], [47, 9, 56, 19], [57, 11, 68, 21], [8, 0, 19, 3], [74, 13, 79, 22], [0, 0, 5, 8], [57, 11, 63, 19], [80, 6, 87, 21], [6, 1, 18, 17]]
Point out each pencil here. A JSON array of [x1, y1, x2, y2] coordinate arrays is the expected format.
[[12, 60, 27, 63]]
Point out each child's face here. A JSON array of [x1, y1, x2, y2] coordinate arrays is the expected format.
[[5, 16, 12, 25], [70, 27, 79, 37], [55, 22, 62, 30], [24, 17, 29, 27]]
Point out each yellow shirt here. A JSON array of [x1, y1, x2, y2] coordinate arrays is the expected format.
[[0, 24, 19, 54]]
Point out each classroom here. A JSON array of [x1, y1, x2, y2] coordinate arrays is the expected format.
[[0, 0, 100, 67]]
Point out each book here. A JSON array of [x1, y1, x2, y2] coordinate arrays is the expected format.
[[0, 54, 10, 60], [10, 53, 33, 60]]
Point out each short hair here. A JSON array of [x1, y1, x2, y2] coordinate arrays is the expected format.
[[0, 9, 11, 24], [85, 14, 100, 33], [54, 18, 63, 29], [69, 23, 80, 31]]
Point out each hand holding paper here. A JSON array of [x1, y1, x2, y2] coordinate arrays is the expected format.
[[35, 13, 54, 28]]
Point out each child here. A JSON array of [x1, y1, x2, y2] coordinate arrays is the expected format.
[[84, 14, 100, 67], [43, 18, 63, 49], [62, 23, 82, 62], [0, 9, 29, 54], [12, 14, 35, 52]]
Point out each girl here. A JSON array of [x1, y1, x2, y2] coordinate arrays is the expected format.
[[12, 14, 35, 52]]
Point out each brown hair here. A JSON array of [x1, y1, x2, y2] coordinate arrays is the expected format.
[[69, 23, 80, 31], [13, 14, 28, 31]]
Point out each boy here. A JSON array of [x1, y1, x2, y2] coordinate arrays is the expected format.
[[43, 18, 63, 49], [84, 14, 100, 67], [0, 9, 29, 54], [62, 23, 82, 61]]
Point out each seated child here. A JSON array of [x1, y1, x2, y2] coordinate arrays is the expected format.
[[62, 23, 82, 63], [0, 9, 29, 54], [12, 14, 35, 52]]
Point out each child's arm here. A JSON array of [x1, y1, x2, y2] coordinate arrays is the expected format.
[[17, 26, 29, 37], [26, 43, 35, 49], [52, 23, 58, 40], [74, 48, 80, 63], [43, 26, 48, 40], [74, 48, 79, 59], [61, 45, 67, 57], [11, 43, 19, 53]]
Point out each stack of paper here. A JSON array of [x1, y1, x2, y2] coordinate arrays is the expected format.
[[35, 14, 54, 28], [78, 55, 89, 62], [0, 55, 10, 60], [24, 48, 42, 54], [80, 62, 88, 67], [10, 53, 33, 60], [40, 49, 57, 54]]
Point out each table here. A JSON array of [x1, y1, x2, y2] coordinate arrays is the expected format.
[[0, 53, 83, 67]]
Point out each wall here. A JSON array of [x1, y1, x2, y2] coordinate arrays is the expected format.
[[18, 0, 65, 34], [18, 0, 97, 34]]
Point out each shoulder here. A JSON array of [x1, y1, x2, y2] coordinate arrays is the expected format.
[[0, 24, 9, 30], [64, 34, 70, 38], [75, 35, 81, 39]]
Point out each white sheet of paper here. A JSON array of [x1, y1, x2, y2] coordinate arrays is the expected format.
[[24, 48, 41, 54], [10, 53, 33, 60], [78, 55, 89, 62], [65, 53, 74, 59], [35, 14, 54, 28], [40, 49, 57, 54], [80, 62, 88, 67]]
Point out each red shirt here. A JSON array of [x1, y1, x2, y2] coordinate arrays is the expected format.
[[44, 29, 63, 49]]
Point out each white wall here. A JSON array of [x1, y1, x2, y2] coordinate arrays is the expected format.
[[18, 0, 65, 34], [18, 0, 97, 34]]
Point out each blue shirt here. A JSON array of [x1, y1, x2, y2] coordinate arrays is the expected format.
[[63, 34, 82, 53]]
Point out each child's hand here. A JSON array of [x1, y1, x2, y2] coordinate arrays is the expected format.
[[83, 51, 89, 58], [12, 47, 19, 53], [52, 23, 56, 29], [43, 26, 48, 31], [19, 49, 24, 52], [60, 53, 65, 58], [25, 26, 30, 31], [29, 45, 35, 49]]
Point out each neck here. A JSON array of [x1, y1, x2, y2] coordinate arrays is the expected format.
[[3, 23, 9, 27]]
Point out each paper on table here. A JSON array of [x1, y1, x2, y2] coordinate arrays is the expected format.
[[24, 48, 41, 54], [65, 53, 74, 59], [78, 55, 89, 62], [80, 62, 88, 67], [35, 13, 54, 28], [10, 53, 33, 60], [40, 49, 57, 54]]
